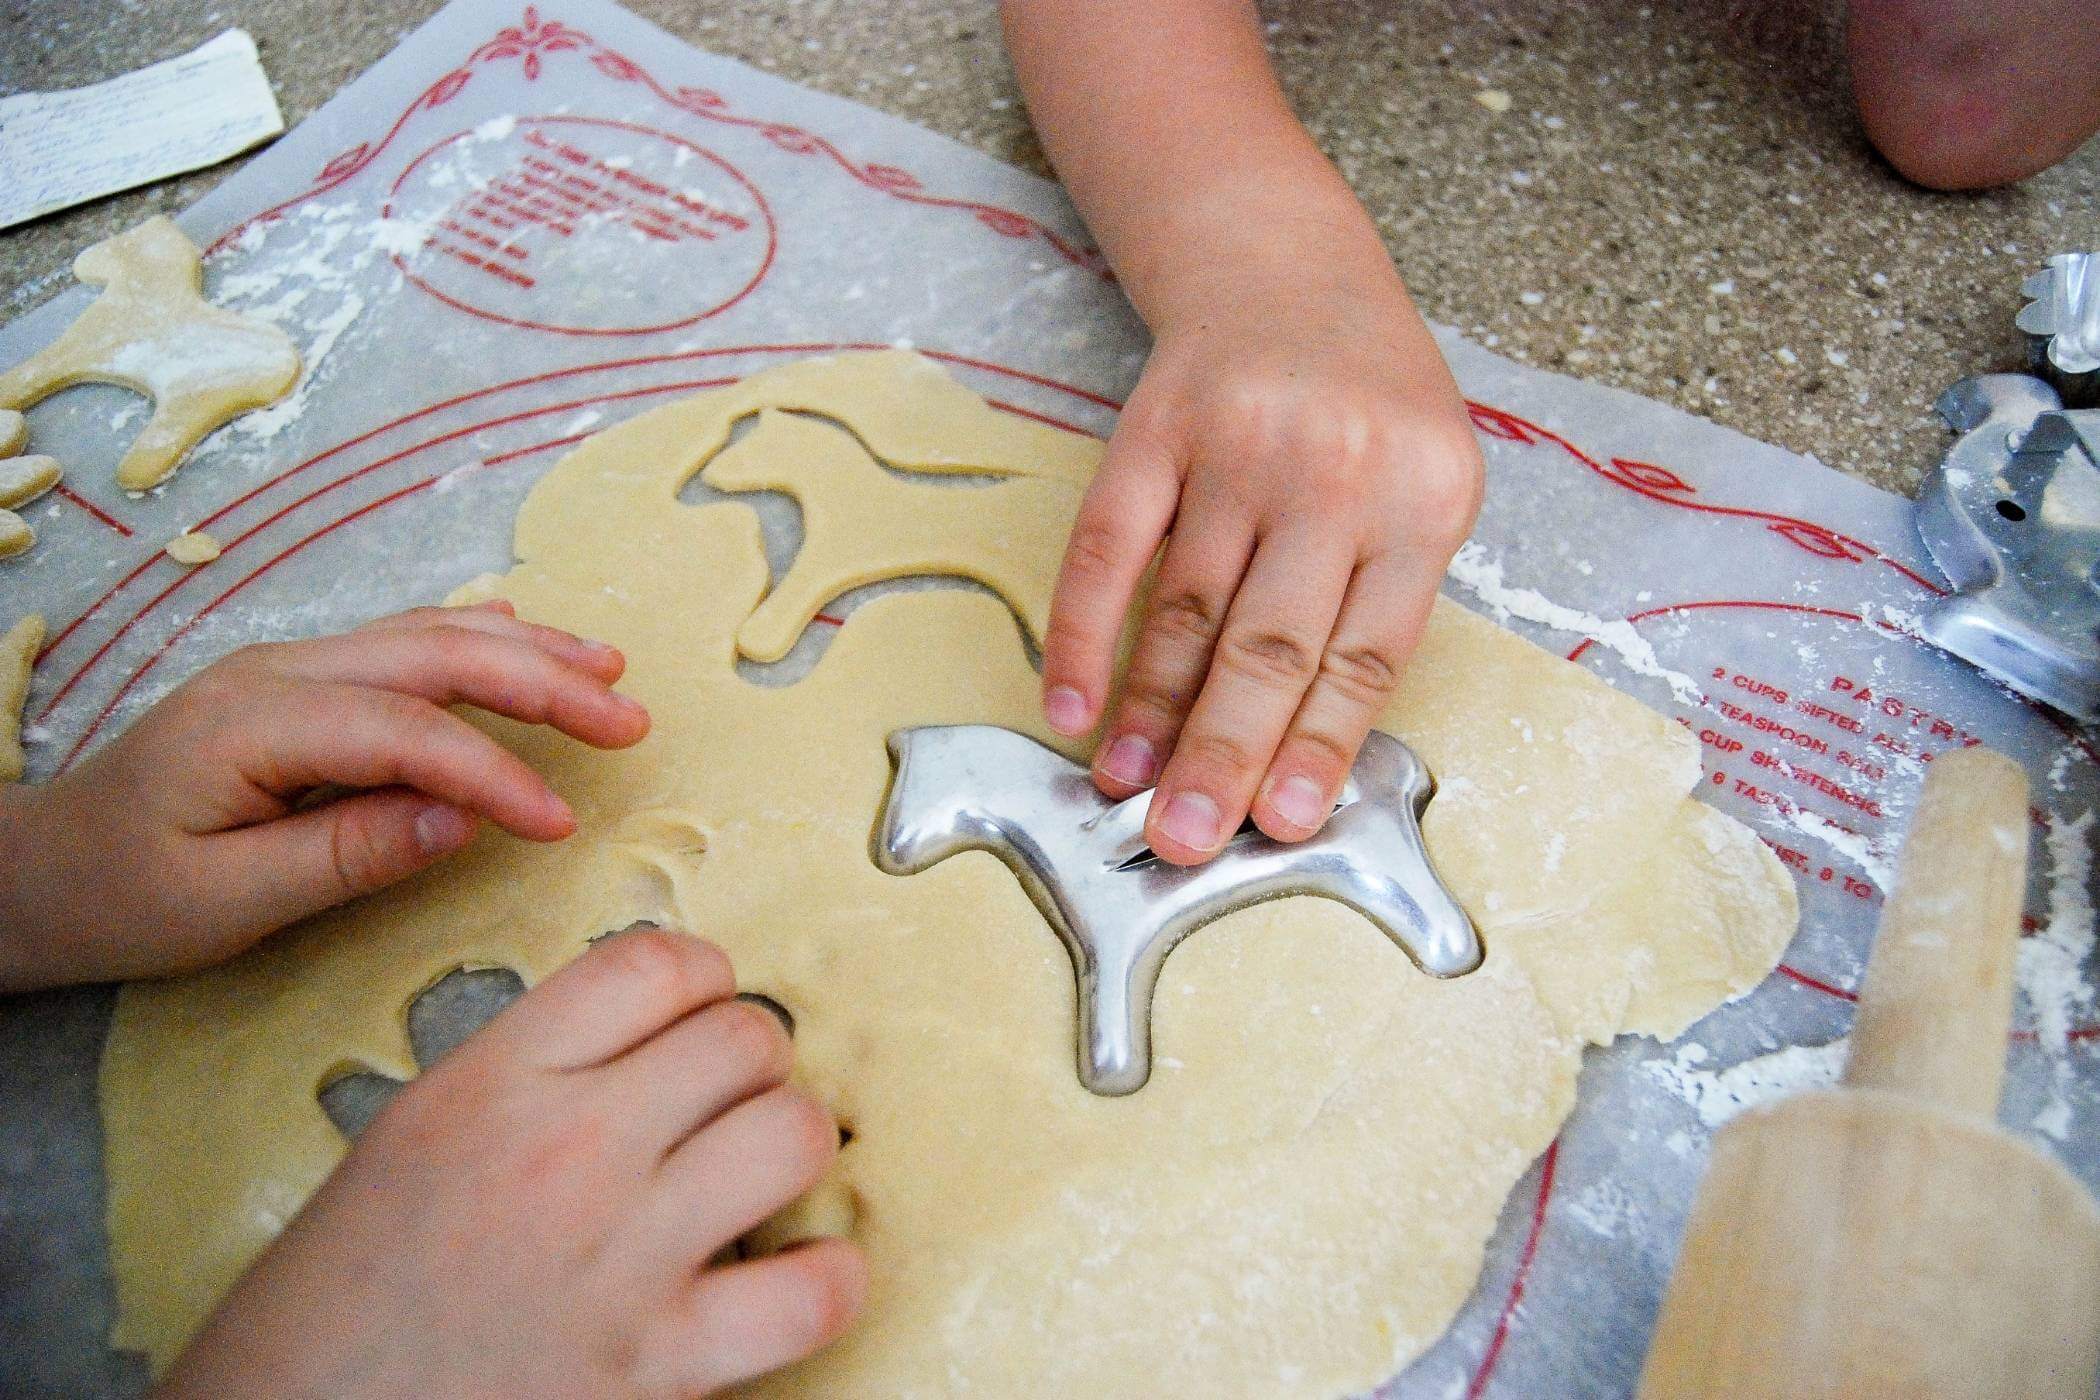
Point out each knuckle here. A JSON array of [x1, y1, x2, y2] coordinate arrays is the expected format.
[[1177, 727, 1264, 778], [1218, 629, 1319, 688], [1061, 518, 1132, 584], [327, 809, 391, 894], [600, 928, 731, 1004], [1148, 589, 1222, 647], [1282, 723, 1359, 775], [1116, 670, 1194, 723], [1319, 642, 1402, 706]]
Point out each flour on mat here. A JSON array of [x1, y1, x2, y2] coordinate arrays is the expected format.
[[1781, 803, 1896, 891], [2018, 809, 2096, 1055], [1645, 1038, 1849, 1129], [1446, 542, 1704, 707]]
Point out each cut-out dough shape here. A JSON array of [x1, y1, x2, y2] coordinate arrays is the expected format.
[[0, 409, 23, 456], [1, 614, 43, 783], [101, 351, 1797, 1396], [705, 408, 1083, 662], [0, 217, 299, 492]]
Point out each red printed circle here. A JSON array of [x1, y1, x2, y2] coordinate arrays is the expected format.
[[381, 115, 776, 336]]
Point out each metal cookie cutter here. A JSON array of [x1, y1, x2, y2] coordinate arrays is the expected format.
[[873, 724, 1482, 1096], [2016, 251, 2098, 406], [1914, 373, 2100, 722]]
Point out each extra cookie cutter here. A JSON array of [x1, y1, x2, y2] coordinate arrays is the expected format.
[[1909, 252, 2100, 723], [873, 724, 1482, 1095]]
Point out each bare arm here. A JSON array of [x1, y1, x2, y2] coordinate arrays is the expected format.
[[1003, 0, 1482, 864]]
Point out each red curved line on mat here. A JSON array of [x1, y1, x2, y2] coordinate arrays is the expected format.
[[36, 346, 1113, 709], [38, 376, 737, 722], [1466, 1139, 1559, 1397]]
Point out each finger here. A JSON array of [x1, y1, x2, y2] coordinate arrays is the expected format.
[[228, 683, 578, 840], [358, 604, 626, 683], [1251, 552, 1440, 842], [477, 927, 738, 1071], [1142, 528, 1353, 864], [272, 626, 648, 751], [602, 995, 794, 1151], [630, 1086, 840, 1279], [1089, 489, 1255, 800], [641, 1238, 867, 1395], [1039, 428, 1181, 738], [199, 790, 479, 935]]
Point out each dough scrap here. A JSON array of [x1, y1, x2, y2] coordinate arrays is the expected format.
[[163, 530, 222, 566], [100, 351, 1797, 1395], [1, 613, 43, 783], [0, 217, 299, 492], [0, 409, 24, 457]]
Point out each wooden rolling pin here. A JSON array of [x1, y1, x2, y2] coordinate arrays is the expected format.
[[1639, 745, 2100, 1400]]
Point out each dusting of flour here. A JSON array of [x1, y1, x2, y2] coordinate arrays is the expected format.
[[1446, 543, 1705, 707], [1646, 1038, 1849, 1129]]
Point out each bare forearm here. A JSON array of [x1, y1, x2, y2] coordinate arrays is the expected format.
[[1001, 0, 1399, 329]]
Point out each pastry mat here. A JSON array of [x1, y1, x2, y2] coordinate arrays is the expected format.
[[0, 0, 2093, 1393]]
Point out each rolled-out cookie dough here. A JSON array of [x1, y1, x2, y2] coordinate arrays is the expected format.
[[100, 351, 1797, 1395]]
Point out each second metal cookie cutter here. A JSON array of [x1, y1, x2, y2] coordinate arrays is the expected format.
[[873, 724, 1483, 1095]]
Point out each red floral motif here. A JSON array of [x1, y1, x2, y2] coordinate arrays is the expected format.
[[229, 8, 1112, 279], [1465, 402, 1943, 594], [1467, 403, 1540, 445], [475, 5, 588, 81], [423, 69, 472, 108], [673, 85, 730, 111], [975, 208, 1036, 238], [1766, 519, 1864, 561], [861, 163, 922, 192], [759, 124, 825, 156], [319, 143, 372, 183], [1606, 456, 1695, 494]]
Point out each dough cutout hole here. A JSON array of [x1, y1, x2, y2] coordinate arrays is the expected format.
[[316, 966, 525, 1140], [691, 405, 1060, 681]]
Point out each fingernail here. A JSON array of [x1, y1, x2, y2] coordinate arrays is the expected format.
[[1267, 775, 1328, 832], [609, 689, 648, 717], [1099, 735, 1158, 787], [1158, 791, 1223, 851], [414, 804, 476, 853], [581, 637, 619, 656], [1044, 685, 1091, 735]]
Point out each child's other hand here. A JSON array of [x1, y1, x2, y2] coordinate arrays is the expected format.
[[1, 602, 647, 989], [160, 928, 866, 1398], [1040, 274, 1483, 865]]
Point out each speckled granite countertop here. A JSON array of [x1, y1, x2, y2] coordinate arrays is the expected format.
[[1, 0, 2094, 493]]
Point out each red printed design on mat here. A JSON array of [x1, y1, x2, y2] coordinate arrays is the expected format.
[[381, 116, 776, 335], [209, 7, 1107, 288]]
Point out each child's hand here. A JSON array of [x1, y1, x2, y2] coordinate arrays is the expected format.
[[1040, 276, 1483, 865], [160, 928, 866, 1398], [0, 602, 648, 990]]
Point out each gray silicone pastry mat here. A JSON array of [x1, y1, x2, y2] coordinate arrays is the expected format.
[[1, 1, 2094, 1394]]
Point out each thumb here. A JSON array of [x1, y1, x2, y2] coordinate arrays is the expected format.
[[206, 789, 480, 936]]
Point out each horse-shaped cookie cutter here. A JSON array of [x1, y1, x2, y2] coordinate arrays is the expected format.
[[873, 724, 1482, 1095]]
